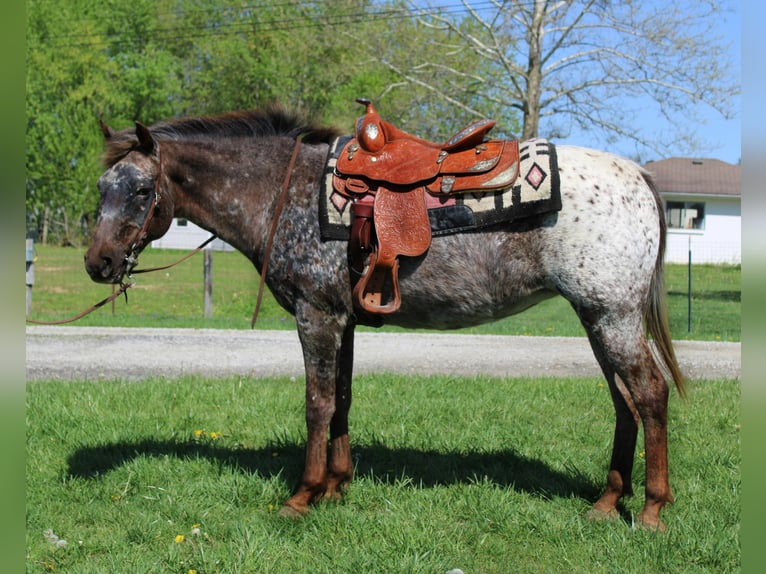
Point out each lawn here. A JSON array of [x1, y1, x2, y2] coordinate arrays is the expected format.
[[25, 246, 741, 572], [26, 245, 740, 341], [26, 374, 740, 573]]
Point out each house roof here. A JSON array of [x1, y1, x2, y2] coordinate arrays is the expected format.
[[642, 157, 740, 197]]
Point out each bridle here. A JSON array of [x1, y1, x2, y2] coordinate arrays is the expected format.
[[27, 136, 302, 327], [124, 146, 165, 276], [27, 142, 213, 326]]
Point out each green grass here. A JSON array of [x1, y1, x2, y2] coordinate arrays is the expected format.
[[26, 374, 740, 573], [27, 245, 740, 340]]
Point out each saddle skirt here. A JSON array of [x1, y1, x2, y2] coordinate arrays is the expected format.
[[332, 99, 523, 316]]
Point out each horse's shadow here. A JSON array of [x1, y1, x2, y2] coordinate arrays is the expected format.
[[66, 438, 603, 503]]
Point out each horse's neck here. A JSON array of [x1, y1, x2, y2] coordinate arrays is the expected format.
[[165, 139, 288, 261]]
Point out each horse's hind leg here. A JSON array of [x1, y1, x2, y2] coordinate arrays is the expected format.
[[582, 315, 673, 531]]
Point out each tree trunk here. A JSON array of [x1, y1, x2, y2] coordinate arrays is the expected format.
[[41, 206, 49, 245], [522, 0, 545, 140]]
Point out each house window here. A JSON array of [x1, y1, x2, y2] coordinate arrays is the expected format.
[[665, 201, 705, 230]]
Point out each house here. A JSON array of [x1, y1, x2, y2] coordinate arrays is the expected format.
[[154, 157, 742, 265], [643, 157, 741, 264], [151, 218, 234, 252]]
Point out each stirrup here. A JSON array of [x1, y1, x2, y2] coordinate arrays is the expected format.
[[352, 253, 401, 314]]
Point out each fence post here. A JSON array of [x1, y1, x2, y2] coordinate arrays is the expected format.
[[687, 235, 692, 333], [26, 238, 34, 317], [203, 248, 213, 318]]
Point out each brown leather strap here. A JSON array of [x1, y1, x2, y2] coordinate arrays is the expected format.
[[348, 197, 374, 276], [131, 234, 217, 274], [26, 281, 133, 325], [26, 235, 217, 326], [125, 147, 164, 274], [251, 136, 302, 328]]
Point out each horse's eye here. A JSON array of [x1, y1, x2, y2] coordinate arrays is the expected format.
[[136, 187, 152, 199]]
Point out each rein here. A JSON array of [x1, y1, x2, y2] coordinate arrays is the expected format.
[[25, 236, 218, 326], [251, 136, 302, 328], [29, 137, 303, 328], [27, 145, 218, 326]]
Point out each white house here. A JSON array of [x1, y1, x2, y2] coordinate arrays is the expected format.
[[643, 157, 741, 264], [151, 218, 234, 252]]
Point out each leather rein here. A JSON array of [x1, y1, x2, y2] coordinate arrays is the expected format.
[[27, 137, 302, 327]]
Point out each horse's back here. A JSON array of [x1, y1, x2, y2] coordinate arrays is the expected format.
[[387, 145, 662, 329]]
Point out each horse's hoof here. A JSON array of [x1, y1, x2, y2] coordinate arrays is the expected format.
[[321, 489, 343, 502], [586, 506, 620, 523], [278, 504, 308, 519], [636, 511, 666, 532]]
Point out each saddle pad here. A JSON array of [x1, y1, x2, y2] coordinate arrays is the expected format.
[[320, 137, 561, 240]]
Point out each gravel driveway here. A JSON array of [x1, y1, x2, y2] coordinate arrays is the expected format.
[[26, 326, 740, 382]]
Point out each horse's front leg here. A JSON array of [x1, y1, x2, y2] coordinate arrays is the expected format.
[[280, 310, 350, 517], [324, 322, 355, 500]]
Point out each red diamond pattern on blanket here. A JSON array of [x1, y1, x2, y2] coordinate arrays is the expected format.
[[525, 162, 547, 190]]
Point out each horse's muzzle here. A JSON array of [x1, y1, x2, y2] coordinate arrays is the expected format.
[[84, 247, 126, 284]]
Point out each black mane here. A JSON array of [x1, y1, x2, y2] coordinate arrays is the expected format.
[[102, 105, 341, 166]]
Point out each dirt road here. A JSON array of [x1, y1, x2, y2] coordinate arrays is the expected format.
[[26, 326, 740, 382]]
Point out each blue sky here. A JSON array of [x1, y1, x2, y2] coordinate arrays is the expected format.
[[556, 5, 741, 165], [416, 1, 741, 165]]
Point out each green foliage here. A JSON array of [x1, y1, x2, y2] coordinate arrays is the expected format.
[[26, 374, 740, 572], [26, 246, 740, 342], [26, 0, 520, 245]]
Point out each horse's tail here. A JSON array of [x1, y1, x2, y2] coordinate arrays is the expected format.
[[642, 169, 687, 399]]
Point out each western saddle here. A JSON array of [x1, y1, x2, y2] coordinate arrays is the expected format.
[[333, 98, 520, 315]]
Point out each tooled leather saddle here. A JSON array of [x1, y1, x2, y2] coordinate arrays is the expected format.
[[332, 98, 520, 315]]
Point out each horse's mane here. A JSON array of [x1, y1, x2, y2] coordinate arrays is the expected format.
[[102, 104, 342, 166]]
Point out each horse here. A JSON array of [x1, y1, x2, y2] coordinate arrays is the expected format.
[[85, 105, 686, 531]]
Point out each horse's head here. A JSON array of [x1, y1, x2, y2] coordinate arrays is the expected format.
[[85, 122, 174, 284]]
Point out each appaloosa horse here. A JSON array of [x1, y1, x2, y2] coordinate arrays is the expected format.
[[85, 105, 685, 530]]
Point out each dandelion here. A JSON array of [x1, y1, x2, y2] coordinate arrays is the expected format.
[[639, 451, 646, 458], [191, 524, 201, 537], [193, 429, 205, 439], [174, 534, 185, 544], [43, 529, 67, 549], [189, 570, 198, 574], [209, 431, 221, 440]]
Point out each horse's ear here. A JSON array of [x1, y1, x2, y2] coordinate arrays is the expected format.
[[99, 119, 114, 140], [134, 121, 155, 154]]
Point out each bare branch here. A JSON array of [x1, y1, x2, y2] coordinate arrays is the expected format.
[[341, 0, 737, 155]]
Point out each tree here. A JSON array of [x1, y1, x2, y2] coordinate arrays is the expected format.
[[26, 0, 413, 245], [380, 0, 739, 160], [26, 0, 185, 244], [339, 0, 522, 140]]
